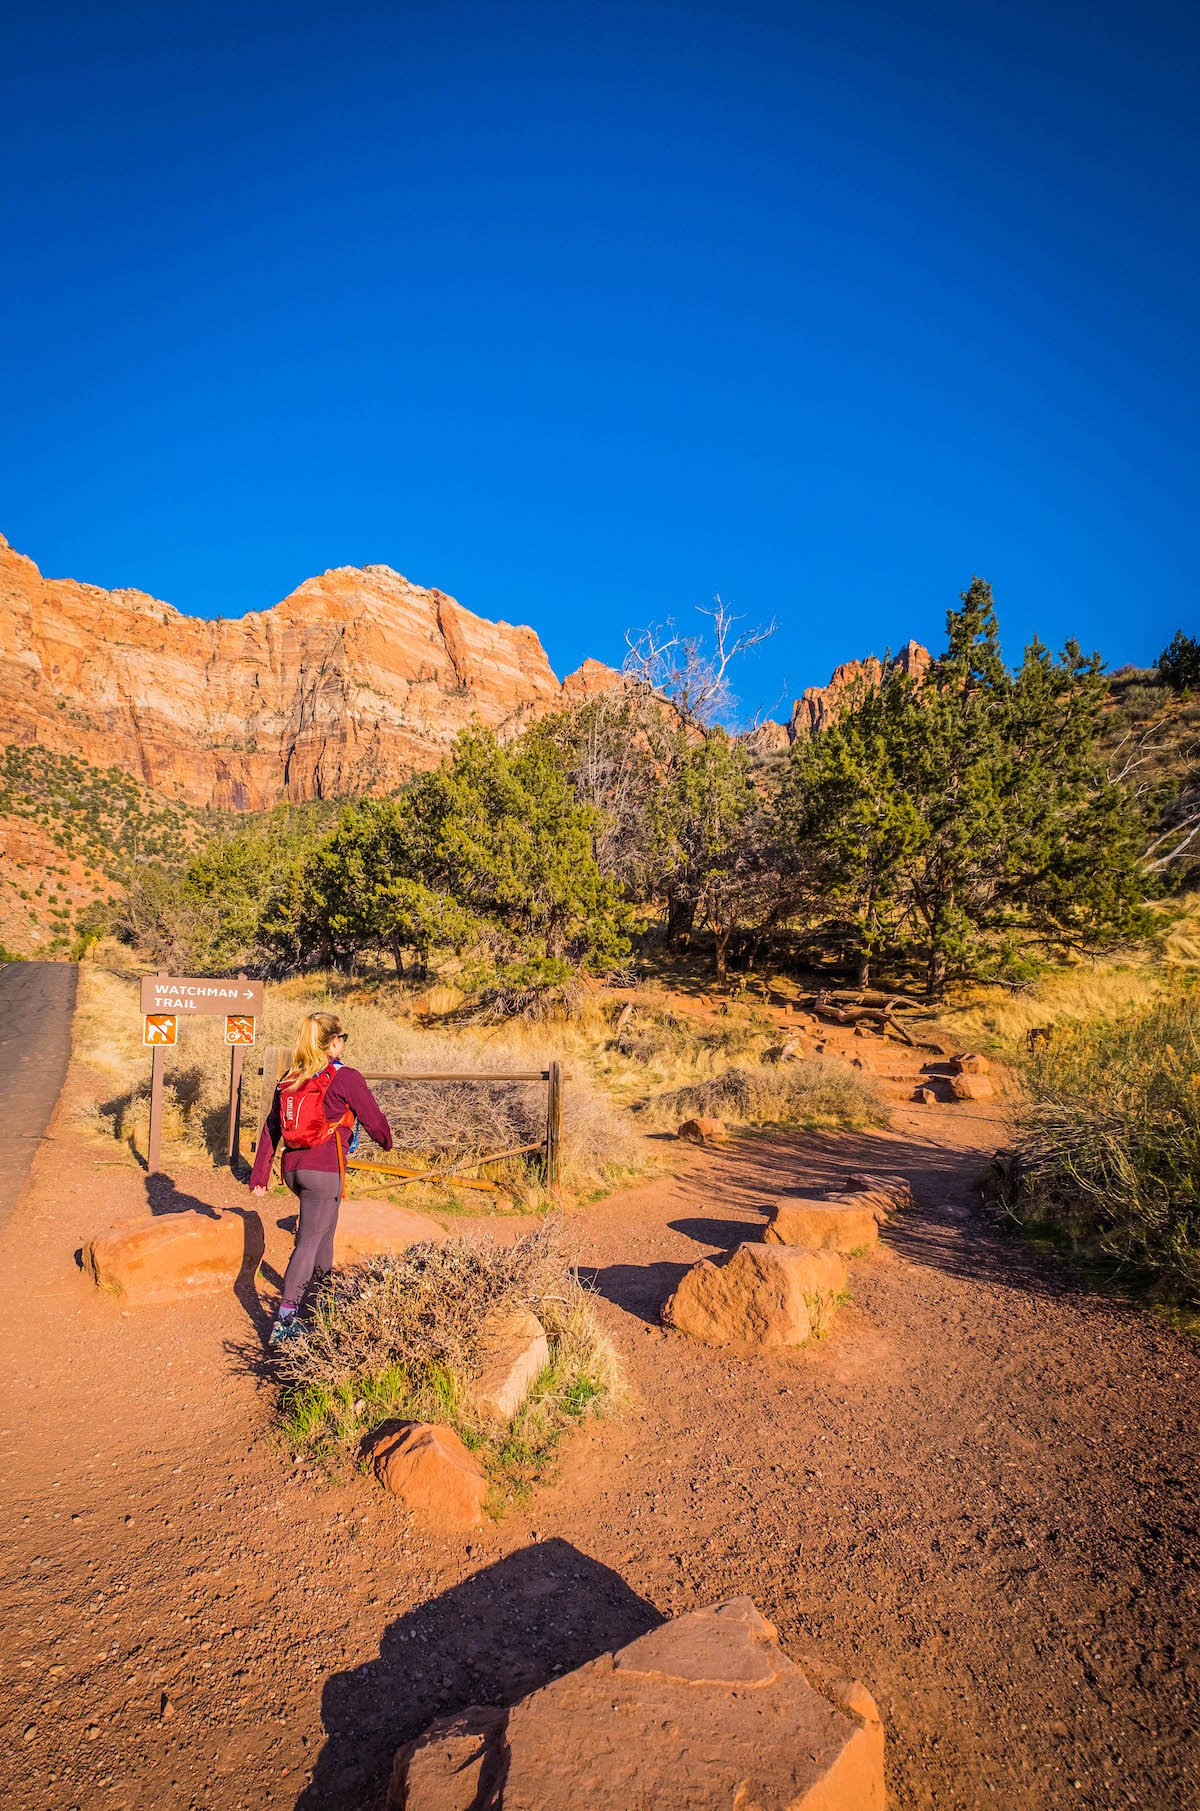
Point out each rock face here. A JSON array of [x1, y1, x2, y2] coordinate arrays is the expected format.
[[365, 1423, 487, 1527], [663, 1242, 846, 1348], [677, 1117, 728, 1145], [390, 1597, 885, 1810], [791, 639, 931, 739], [331, 1201, 446, 1267], [83, 1210, 254, 1305], [764, 1198, 879, 1252], [0, 532, 621, 810], [472, 1307, 549, 1423]]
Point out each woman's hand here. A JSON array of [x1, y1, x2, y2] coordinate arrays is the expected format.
[[250, 1185, 268, 1197]]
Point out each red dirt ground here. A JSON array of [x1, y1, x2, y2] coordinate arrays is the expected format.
[[2, 1051, 1198, 1810]]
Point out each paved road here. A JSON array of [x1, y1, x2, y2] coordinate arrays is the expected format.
[[0, 961, 77, 1236]]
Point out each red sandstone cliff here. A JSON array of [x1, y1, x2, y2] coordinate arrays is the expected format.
[[789, 639, 932, 738], [0, 535, 621, 810]]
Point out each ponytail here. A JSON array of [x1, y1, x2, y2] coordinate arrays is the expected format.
[[282, 1012, 344, 1089]]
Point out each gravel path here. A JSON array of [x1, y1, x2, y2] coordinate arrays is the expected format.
[[1, 1071, 1197, 1810]]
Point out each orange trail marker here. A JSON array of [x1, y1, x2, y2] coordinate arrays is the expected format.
[[143, 1014, 178, 1047], [224, 1015, 257, 1046]]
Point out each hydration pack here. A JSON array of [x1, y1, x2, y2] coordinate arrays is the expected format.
[[279, 1062, 355, 1177]]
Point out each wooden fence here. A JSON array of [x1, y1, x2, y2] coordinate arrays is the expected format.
[[254, 1050, 563, 1188]]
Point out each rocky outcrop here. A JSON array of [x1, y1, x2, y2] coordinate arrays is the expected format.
[[790, 638, 931, 739], [0, 533, 620, 810], [389, 1597, 885, 1810], [84, 1210, 256, 1305]]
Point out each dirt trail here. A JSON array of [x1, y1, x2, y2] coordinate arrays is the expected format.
[[1, 1065, 1198, 1810]]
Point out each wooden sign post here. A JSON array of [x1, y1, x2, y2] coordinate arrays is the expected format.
[[140, 972, 264, 1175]]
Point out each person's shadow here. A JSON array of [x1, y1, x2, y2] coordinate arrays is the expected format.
[[294, 1539, 662, 1810], [142, 1174, 270, 1336]]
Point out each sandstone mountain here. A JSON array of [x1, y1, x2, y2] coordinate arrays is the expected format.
[[0, 533, 620, 811], [789, 638, 932, 737]]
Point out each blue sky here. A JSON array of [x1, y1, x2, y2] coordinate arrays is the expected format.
[[1, 0, 1195, 722]]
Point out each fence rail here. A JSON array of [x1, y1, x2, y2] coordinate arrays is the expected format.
[[255, 1050, 563, 1187]]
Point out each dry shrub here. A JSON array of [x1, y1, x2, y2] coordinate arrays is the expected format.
[[276, 1220, 621, 1500], [642, 1057, 888, 1132], [1001, 992, 1200, 1302]]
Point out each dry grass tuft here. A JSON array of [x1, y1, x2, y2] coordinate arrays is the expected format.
[[641, 1056, 888, 1132], [1001, 991, 1200, 1303], [276, 1220, 621, 1502]]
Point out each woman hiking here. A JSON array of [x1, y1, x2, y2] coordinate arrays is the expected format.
[[249, 1012, 393, 1347]]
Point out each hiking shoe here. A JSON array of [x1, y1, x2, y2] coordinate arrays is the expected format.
[[268, 1315, 303, 1350]]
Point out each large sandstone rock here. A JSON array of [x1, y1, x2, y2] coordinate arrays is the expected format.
[[950, 1072, 995, 1102], [390, 1597, 885, 1810], [0, 532, 622, 811], [662, 1242, 846, 1348], [83, 1211, 253, 1306], [677, 1117, 728, 1145], [472, 1307, 549, 1422], [332, 1200, 446, 1267], [764, 1197, 879, 1252], [365, 1423, 487, 1527], [950, 1051, 991, 1075]]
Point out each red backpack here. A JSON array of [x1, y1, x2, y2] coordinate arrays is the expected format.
[[279, 1063, 355, 1180]]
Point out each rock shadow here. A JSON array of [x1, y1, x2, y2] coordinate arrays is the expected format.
[[579, 1259, 691, 1326], [294, 1538, 661, 1811], [667, 1213, 768, 1251], [143, 1175, 269, 1333]]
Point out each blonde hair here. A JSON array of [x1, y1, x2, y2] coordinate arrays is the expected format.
[[282, 1012, 345, 1088]]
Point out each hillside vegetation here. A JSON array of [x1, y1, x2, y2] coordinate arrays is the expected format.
[[95, 586, 1198, 1003]]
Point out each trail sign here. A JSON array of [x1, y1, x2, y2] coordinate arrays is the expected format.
[[140, 971, 264, 1175], [140, 975, 264, 1017]]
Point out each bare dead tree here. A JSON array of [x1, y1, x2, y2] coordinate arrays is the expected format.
[[623, 597, 777, 725]]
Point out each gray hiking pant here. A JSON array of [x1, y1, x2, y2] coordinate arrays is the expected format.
[[281, 1168, 342, 1306]]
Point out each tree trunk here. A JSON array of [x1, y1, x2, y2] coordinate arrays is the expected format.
[[857, 946, 871, 989], [666, 887, 697, 949], [713, 924, 731, 982], [926, 947, 947, 1001], [390, 938, 405, 977]]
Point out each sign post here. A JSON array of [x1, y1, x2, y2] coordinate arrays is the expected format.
[[139, 973, 265, 1176], [224, 1000, 257, 1167]]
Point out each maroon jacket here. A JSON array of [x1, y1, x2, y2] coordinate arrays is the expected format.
[[249, 1064, 393, 1187]]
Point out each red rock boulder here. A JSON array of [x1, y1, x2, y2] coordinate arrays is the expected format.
[[662, 1242, 846, 1348], [83, 1211, 255, 1306], [332, 1200, 446, 1267], [677, 1117, 728, 1145], [390, 1596, 885, 1810], [764, 1197, 879, 1252], [950, 1073, 995, 1102], [365, 1423, 487, 1528]]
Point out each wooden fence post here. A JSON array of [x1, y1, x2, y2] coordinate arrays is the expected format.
[[254, 1046, 287, 1155], [545, 1060, 562, 1189]]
